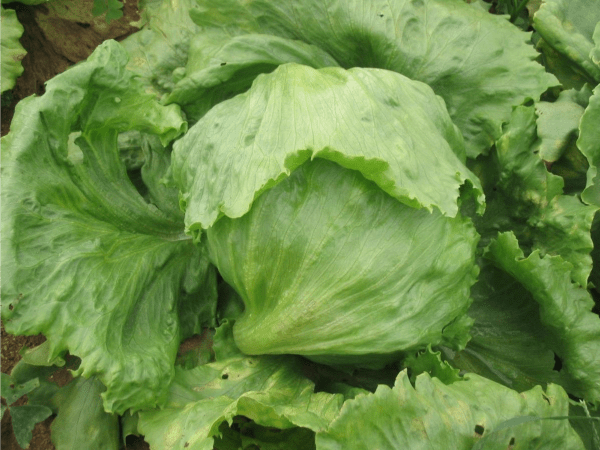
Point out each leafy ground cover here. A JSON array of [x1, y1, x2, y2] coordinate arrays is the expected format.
[[1, 0, 600, 449]]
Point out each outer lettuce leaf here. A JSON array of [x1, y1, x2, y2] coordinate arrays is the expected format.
[[535, 37, 593, 90], [138, 322, 344, 449], [472, 105, 597, 287], [207, 160, 478, 366], [173, 63, 483, 232], [120, 0, 201, 97], [534, 0, 600, 83], [578, 84, 600, 207], [51, 377, 119, 450], [535, 86, 592, 162], [316, 371, 585, 449], [1, 41, 217, 414], [441, 258, 564, 394], [486, 232, 600, 403], [187, 0, 556, 157], [403, 347, 462, 386], [168, 33, 340, 121], [1, 6, 26, 93]]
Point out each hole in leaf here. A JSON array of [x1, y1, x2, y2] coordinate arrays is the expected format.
[[8, 304, 14, 311], [553, 353, 563, 371], [509, 437, 516, 447], [184, 443, 189, 448], [222, 373, 229, 380], [474, 424, 485, 436], [220, 62, 227, 66]]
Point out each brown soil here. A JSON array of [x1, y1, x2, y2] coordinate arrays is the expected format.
[[1, 1, 150, 448]]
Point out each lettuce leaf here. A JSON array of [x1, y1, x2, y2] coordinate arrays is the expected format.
[[471, 105, 597, 287], [178, 0, 556, 157], [1, 40, 217, 414], [172, 63, 483, 232], [578, 84, 600, 207], [534, 0, 600, 84], [138, 321, 343, 449], [485, 232, 600, 403], [1, 6, 26, 93], [316, 371, 585, 449]]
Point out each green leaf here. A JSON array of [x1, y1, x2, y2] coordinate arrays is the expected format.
[[1, 6, 26, 93], [173, 63, 483, 232], [471, 415, 590, 450], [578, 84, 600, 207], [1, 40, 217, 414], [120, 0, 201, 97], [486, 232, 600, 403], [9, 345, 66, 414], [106, 0, 124, 22], [91, 0, 108, 16], [1, 374, 41, 406], [473, 105, 597, 287], [167, 34, 340, 122], [121, 410, 140, 442], [51, 377, 119, 450], [315, 371, 585, 449], [536, 86, 593, 162], [536, 37, 593, 90], [441, 258, 563, 394], [187, 0, 556, 157], [92, 0, 123, 22], [403, 346, 462, 385], [11, 404, 53, 449], [534, 0, 600, 83], [18, 341, 66, 369], [569, 401, 600, 450], [138, 322, 343, 450], [207, 160, 478, 366]]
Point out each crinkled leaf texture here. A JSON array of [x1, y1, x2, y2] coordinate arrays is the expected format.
[[180, 0, 556, 157], [1, 40, 218, 414], [1, 6, 26, 93], [442, 104, 599, 401], [578, 83, 600, 207], [207, 160, 479, 366], [167, 33, 341, 122], [472, 105, 597, 287], [172, 63, 484, 232], [121, 0, 202, 97], [316, 371, 585, 449], [138, 321, 343, 450], [486, 232, 600, 403]]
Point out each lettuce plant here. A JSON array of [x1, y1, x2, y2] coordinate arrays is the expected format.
[[2, 0, 600, 448]]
